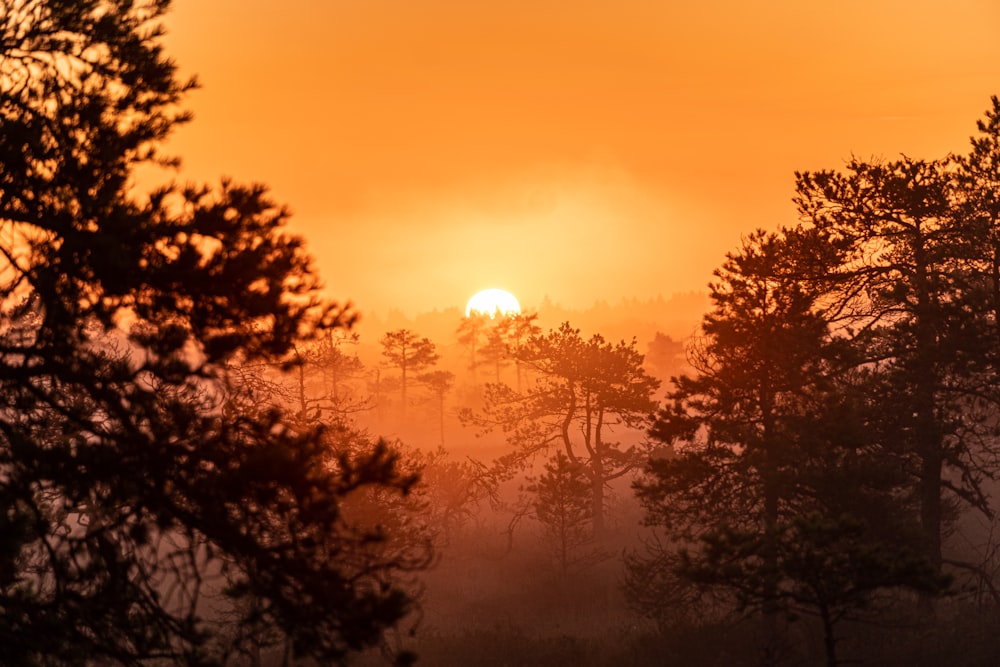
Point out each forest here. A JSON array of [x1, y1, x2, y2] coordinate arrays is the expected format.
[[3, 1, 1000, 666]]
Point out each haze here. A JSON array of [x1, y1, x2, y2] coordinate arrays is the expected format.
[[162, 0, 1000, 317], [12, 1, 1000, 662]]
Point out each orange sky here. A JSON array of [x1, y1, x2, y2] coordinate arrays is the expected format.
[[161, 0, 1000, 318]]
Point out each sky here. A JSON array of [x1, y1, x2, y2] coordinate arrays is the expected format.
[[161, 0, 1000, 318]]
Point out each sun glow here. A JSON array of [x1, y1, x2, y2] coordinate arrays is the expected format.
[[465, 289, 521, 318]]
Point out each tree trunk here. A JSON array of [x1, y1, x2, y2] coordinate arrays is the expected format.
[[760, 401, 781, 648], [400, 358, 407, 418], [918, 430, 943, 617], [591, 460, 605, 540], [913, 235, 943, 614], [438, 394, 445, 447], [819, 604, 839, 667]]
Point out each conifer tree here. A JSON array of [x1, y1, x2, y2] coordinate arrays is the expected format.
[[632, 229, 940, 663], [529, 451, 594, 574], [0, 1, 427, 663], [466, 323, 660, 539], [380, 329, 439, 415]]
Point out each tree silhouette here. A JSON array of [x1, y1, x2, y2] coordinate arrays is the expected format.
[[409, 447, 491, 547], [465, 322, 660, 539], [312, 330, 369, 414], [503, 311, 541, 391], [637, 230, 838, 630], [794, 146, 1000, 597], [955, 95, 1000, 342], [632, 229, 940, 662], [479, 320, 510, 384], [0, 1, 427, 663], [455, 313, 490, 381], [380, 329, 439, 416], [680, 514, 941, 667], [529, 451, 595, 574], [418, 369, 455, 447]]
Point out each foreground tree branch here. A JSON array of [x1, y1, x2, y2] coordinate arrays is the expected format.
[[0, 1, 429, 664]]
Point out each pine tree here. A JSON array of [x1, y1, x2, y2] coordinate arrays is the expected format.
[[0, 2, 428, 663], [380, 329, 439, 416], [466, 322, 660, 539], [632, 229, 940, 664], [529, 451, 595, 574]]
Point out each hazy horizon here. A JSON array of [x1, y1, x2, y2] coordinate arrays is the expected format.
[[160, 0, 1000, 317]]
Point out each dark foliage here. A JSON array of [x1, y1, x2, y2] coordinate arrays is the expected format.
[[630, 229, 944, 666], [0, 1, 428, 664], [463, 322, 660, 539]]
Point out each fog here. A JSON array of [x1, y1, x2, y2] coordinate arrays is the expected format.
[[279, 296, 697, 665], [262, 284, 1000, 666], [9, 1, 1000, 664]]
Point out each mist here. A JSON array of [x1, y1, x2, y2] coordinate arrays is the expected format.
[[7, 1, 1000, 665]]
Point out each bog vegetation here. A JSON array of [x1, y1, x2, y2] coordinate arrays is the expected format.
[[4, 1, 1000, 666]]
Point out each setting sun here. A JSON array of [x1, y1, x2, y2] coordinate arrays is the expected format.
[[465, 288, 521, 318], [16, 1, 1000, 664]]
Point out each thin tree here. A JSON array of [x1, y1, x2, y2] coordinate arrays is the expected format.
[[504, 311, 541, 391], [529, 451, 595, 574], [480, 321, 509, 384], [381, 329, 439, 416], [317, 329, 368, 412], [456, 312, 490, 382], [418, 369, 455, 447]]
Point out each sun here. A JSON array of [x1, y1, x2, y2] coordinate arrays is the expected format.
[[465, 288, 521, 318]]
